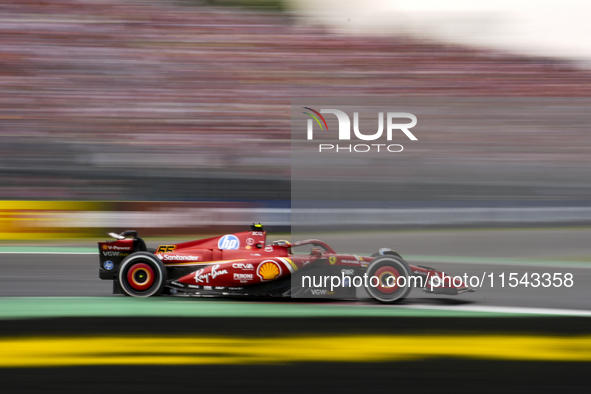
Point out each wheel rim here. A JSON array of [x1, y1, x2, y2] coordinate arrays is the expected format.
[[374, 266, 400, 294], [365, 257, 411, 303], [126, 263, 155, 291]]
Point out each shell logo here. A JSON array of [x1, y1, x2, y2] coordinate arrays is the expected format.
[[101, 245, 108, 250], [257, 260, 282, 281]]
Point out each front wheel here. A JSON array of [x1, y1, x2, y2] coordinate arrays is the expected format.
[[365, 255, 412, 303], [371, 248, 402, 259], [118, 252, 167, 297]]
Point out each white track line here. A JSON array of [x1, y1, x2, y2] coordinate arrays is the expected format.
[[400, 304, 591, 317], [408, 258, 591, 270]]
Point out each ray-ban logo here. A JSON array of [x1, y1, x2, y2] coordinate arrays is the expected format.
[[302, 108, 417, 153]]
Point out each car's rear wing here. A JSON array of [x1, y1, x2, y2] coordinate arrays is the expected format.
[[97, 230, 148, 280]]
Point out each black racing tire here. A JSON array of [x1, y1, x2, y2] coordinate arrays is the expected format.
[[365, 255, 412, 304], [118, 252, 167, 297], [371, 250, 403, 259]]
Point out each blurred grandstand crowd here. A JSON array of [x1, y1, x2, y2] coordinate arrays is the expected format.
[[1, 0, 591, 201]]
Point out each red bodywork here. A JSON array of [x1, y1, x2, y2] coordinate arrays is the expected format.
[[140, 230, 470, 294], [98, 227, 473, 297]]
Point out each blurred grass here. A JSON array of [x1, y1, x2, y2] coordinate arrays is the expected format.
[[0, 297, 536, 320], [185, 0, 285, 11]]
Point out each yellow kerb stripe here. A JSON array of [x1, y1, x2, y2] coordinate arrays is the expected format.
[[1, 334, 591, 367]]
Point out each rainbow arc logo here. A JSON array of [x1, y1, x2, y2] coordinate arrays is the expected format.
[[302, 107, 329, 131]]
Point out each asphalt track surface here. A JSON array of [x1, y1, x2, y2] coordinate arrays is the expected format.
[[1, 230, 591, 393], [2, 361, 588, 394], [1, 316, 591, 393], [2, 251, 591, 310], [1, 229, 591, 311]]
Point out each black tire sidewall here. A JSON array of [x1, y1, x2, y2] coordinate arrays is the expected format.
[[371, 251, 403, 259], [365, 256, 412, 303], [118, 252, 166, 297]]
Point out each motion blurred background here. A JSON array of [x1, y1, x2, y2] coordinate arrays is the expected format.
[[2, 1, 591, 393], [2, 0, 591, 238]]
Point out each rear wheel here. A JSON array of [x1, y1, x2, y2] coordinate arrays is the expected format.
[[365, 256, 412, 303], [118, 253, 167, 297]]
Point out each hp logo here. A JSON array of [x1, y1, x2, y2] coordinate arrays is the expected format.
[[218, 234, 240, 250], [103, 260, 114, 270]]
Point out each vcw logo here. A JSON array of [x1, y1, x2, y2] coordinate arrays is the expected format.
[[218, 234, 240, 250], [302, 107, 417, 153]]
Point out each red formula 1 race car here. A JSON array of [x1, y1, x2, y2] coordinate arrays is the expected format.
[[98, 224, 474, 303]]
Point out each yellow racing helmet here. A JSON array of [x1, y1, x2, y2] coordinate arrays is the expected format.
[[272, 239, 292, 254]]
